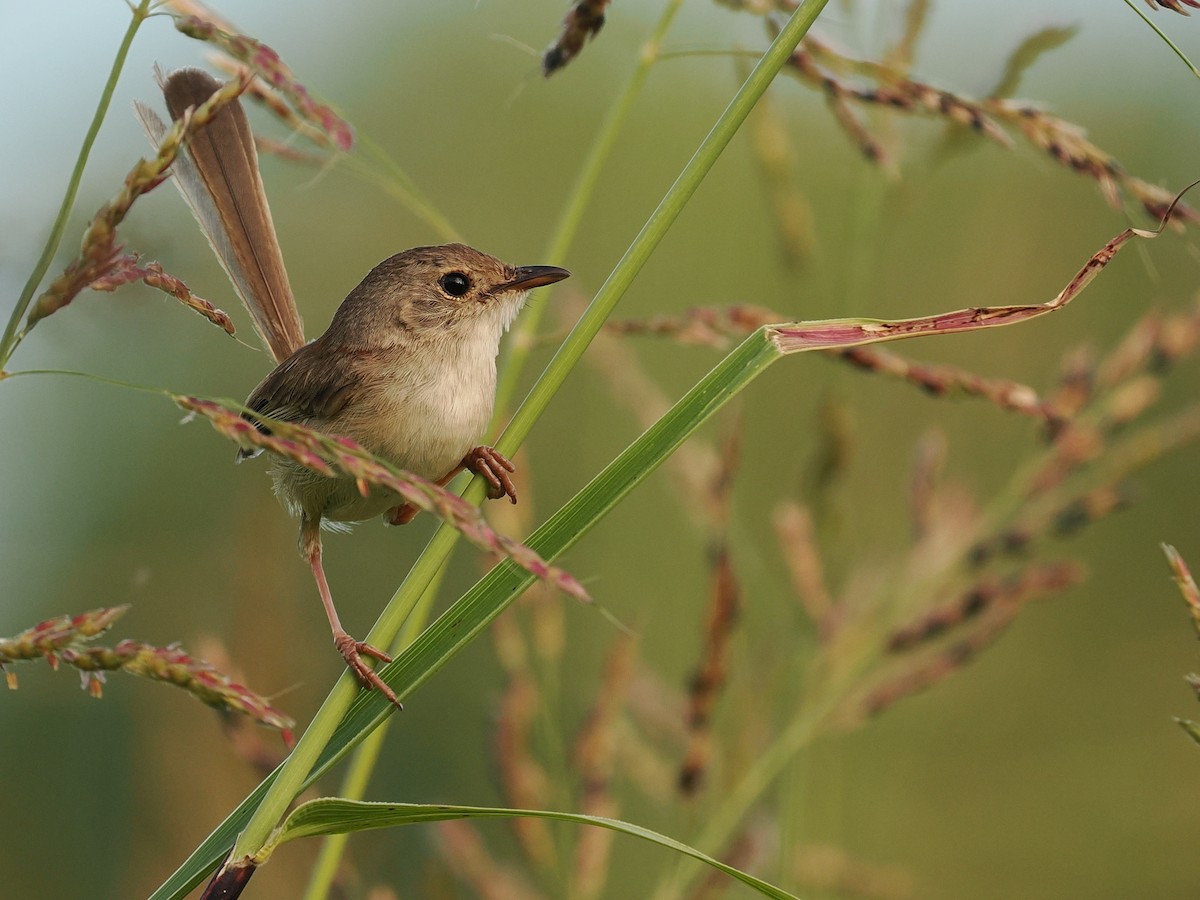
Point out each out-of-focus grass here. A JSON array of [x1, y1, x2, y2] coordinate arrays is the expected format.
[[2, 2, 1199, 898]]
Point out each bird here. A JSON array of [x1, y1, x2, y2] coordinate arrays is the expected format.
[[138, 68, 568, 706]]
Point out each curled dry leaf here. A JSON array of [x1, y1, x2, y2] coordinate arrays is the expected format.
[[767, 198, 1187, 354]]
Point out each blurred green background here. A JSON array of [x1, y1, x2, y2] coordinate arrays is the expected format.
[[2, 1, 1200, 898]]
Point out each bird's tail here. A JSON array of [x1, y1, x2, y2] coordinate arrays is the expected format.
[[135, 67, 305, 363]]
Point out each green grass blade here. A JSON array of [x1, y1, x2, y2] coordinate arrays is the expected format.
[[147, 329, 779, 899], [262, 798, 800, 900], [220, 0, 831, 871], [325, 332, 779, 734]]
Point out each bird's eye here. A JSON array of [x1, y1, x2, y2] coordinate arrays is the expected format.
[[439, 272, 471, 297]]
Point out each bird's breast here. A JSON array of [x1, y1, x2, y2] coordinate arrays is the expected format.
[[344, 332, 499, 481]]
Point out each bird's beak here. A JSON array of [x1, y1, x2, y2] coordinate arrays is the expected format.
[[499, 265, 571, 293]]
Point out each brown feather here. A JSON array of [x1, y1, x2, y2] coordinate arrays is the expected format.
[[238, 338, 362, 459], [164, 69, 305, 363]]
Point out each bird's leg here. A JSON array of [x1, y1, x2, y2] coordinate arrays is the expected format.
[[299, 514, 403, 710], [385, 446, 517, 526]]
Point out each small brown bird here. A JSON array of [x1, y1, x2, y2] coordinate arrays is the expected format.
[[138, 69, 568, 706]]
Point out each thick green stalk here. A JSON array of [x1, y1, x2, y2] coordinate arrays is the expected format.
[[302, 5, 690, 887], [300, 724, 387, 900], [0, 0, 152, 367], [500, 0, 829, 455], [301, 563, 450, 900], [152, 328, 782, 899], [222, 0, 830, 877]]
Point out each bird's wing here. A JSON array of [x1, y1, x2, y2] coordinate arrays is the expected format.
[[238, 341, 360, 460]]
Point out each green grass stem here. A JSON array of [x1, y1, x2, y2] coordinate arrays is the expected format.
[[0, 0, 153, 367], [159, 0, 830, 890]]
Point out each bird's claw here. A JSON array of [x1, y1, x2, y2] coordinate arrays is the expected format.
[[463, 445, 517, 502], [333, 631, 403, 710]]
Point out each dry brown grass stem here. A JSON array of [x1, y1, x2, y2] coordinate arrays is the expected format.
[[790, 842, 915, 900], [434, 819, 545, 900], [772, 501, 836, 629], [492, 615, 557, 875], [571, 635, 637, 900]]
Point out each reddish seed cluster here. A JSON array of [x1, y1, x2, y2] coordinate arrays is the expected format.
[[1146, 0, 1200, 13], [25, 72, 252, 335], [174, 16, 354, 152], [90, 257, 235, 335], [174, 394, 590, 602], [765, 25, 1200, 229], [0, 606, 293, 738]]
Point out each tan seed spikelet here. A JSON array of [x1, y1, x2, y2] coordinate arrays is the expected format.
[[1164, 545, 1200, 637], [886, 562, 1085, 653], [838, 346, 1063, 425], [678, 545, 740, 795], [772, 501, 835, 632], [858, 562, 1084, 719], [907, 429, 946, 542], [746, 82, 815, 265], [570, 634, 637, 900]]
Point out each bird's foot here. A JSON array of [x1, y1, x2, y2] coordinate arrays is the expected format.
[[463, 445, 517, 502], [333, 630, 403, 710], [384, 446, 517, 526]]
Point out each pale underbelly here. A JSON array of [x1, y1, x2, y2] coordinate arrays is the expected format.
[[272, 376, 493, 524]]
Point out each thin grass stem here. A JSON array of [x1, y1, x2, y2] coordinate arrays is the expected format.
[[1122, 0, 1200, 79], [493, 0, 688, 418], [301, 564, 450, 900], [0, 0, 153, 367]]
